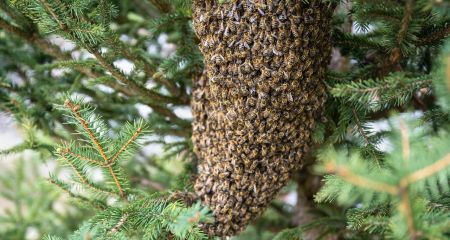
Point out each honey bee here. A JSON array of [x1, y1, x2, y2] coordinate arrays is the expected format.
[[260, 67, 271, 78], [211, 54, 225, 64], [257, 7, 265, 16], [272, 47, 282, 56], [271, 16, 278, 29]]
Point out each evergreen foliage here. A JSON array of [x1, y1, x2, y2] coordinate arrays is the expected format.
[[0, 0, 448, 239]]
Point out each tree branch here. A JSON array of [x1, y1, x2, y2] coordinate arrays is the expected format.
[[64, 99, 126, 198], [323, 161, 398, 194], [0, 15, 189, 128]]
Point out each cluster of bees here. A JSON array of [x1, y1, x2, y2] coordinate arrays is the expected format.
[[191, 0, 335, 237]]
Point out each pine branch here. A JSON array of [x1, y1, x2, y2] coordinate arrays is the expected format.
[[109, 213, 129, 234], [35, 0, 183, 105], [397, 121, 417, 239], [417, 23, 450, 46], [404, 153, 450, 185], [63, 99, 126, 198], [90, 50, 182, 105], [147, 0, 172, 13], [0, 4, 190, 127], [323, 161, 398, 195], [318, 118, 450, 239], [108, 125, 144, 166], [389, 0, 413, 64]]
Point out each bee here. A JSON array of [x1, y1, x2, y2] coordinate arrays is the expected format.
[[211, 54, 225, 64], [249, 149, 258, 159], [252, 56, 264, 69], [306, 67, 314, 77], [272, 47, 283, 56], [250, 206, 259, 214], [223, 24, 230, 37], [271, 16, 278, 28], [278, 12, 287, 22], [224, 77, 234, 87], [257, 7, 265, 16], [286, 51, 297, 69], [194, 22, 208, 36], [260, 67, 272, 78], [278, 27, 288, 40]]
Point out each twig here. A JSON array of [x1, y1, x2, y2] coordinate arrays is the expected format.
[[64, 99, 126, 198], [109, 213, 129, 234], [0, 15, 189, 128], [60, 147, 104, 166], [403, 153, 450, 184], [90, 50, 182, 105], [397, 186, 417, 239], [417, 24, 450, 46], [147, 0, 172, 13], [399, 120, 410, 163], [389, 0, 413, 64], [108, 127, 143, 165], [60, 154, 118, 197], [323, 161, 398, 194], [351, 109, 370, 146]]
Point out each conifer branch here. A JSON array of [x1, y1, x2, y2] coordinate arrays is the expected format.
[[398, 186, 417, 239], [403, 153, 450, 184], [39, 0, 66, 30], [417, 24, 450, 46], [397, 120, 417, 238], [399, 120, 410, 163], [117, 46, 184, 99], [48, 178, 107, 210], [63, 99, 126, 198], [60, 154, 118, 197], [60, 147, 104, 166], [109, 127, 143, 166], [90, 50, 180, 105], [389, 0, 413, 63], [61, 154, 88, 184], [147, 0, 172, 13], [64, 100, 108, 161], [351, 109, 370, 146], [323, 161, 398, 194], [0, 3, 190, 127], [37, 0, 182, 106], [109, 213, 129, 234]]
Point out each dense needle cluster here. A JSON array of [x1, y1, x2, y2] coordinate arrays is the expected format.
[[191, 0, 335, 236]]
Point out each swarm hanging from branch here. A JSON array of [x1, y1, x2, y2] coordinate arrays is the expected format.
[[191, 0, 335, 236]]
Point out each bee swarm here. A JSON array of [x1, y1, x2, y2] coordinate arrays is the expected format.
[[191, 0, 334, 236]]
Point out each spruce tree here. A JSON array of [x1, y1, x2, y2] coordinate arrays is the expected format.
[[0, 0, 449, 240]]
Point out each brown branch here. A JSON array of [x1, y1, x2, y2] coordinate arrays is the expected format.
[[64, 100, 108, 161], [0, 7, 190, 127], [39, 0, 66, 30], [324, 161, 398, 195], [399, 120, 410, 163], [64, 99, 125, 198], [108, 127, 143, 165], [60, 147, 104, 166], [417, 24, 450, 46], [403, 153, 450, 185], [109, 213, 129, 234], [147, 0, 172, 13], [398, 187, 418, 239], [389, 0, 413, 64], [351, 109, 370, 146]]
